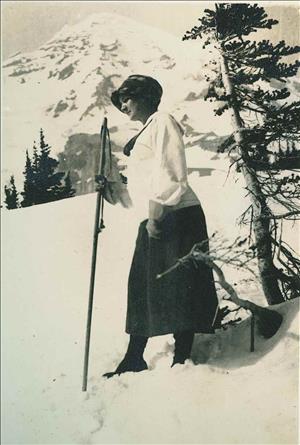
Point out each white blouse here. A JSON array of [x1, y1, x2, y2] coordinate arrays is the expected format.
[[125, 111, 200, 220]]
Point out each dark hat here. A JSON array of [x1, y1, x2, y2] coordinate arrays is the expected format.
[[111, 75, 163, 111]]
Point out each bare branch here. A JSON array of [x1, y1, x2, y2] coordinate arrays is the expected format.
[[157, 242, 283, 338], [260, 211, 300, 220]]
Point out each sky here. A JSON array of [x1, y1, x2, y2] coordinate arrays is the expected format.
[[1, 1, 299, 60]]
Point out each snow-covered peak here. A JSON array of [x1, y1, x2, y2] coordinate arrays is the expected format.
[[2, 11, 230, 190]]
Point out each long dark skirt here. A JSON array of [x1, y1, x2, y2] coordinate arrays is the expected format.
[[126, 205, 219, 337]]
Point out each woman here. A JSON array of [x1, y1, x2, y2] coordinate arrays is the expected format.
[[104, 75, 219, 378]]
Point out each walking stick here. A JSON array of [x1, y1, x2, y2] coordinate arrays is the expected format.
[[82, 117, 109, 392]]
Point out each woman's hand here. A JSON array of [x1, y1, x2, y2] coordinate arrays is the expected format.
[[146, 219, 162, 239]]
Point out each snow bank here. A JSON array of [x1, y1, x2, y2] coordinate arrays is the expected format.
[[2, 185, 299, 444]]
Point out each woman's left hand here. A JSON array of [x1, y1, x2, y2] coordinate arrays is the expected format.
[[146, 219, 162, 239]]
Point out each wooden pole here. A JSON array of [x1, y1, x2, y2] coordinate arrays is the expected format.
[[82, 117, 108, 392]]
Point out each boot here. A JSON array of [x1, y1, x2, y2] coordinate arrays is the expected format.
[[171, 331, 194, 367], [103, 335, 148, 379]]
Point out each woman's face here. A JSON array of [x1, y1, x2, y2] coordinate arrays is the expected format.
[[119, 96, 151, 123]]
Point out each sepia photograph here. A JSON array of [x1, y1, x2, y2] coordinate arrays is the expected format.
[[1, 1, 299, 444]]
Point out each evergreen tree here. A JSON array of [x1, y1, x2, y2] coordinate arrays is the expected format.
[[34, 128, 65, 204], [59, 171, 76, 199], [8, 130, 76, 209], [4, 175, 19, 209], [183, 4, 300, 303], [32, 140, 39, 173], [21, 150, 37, 207]]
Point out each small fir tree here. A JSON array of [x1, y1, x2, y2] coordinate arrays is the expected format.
[[60, 171, 76, 199], [33, 128, 67, 203], [32, 141, 39, 173], [4, 175, 19, 209], [21, 150, 37, 207]]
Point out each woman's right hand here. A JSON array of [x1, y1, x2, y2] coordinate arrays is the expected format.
[[146, 219, 162, 239]]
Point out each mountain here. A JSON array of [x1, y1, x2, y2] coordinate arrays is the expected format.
[[4, 12, 299, 197], [2, 12, 232, 193]]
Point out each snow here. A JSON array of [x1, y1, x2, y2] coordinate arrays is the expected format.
[[2, 159, 299, 444]]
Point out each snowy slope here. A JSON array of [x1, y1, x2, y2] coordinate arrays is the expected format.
[[2, 158, 299, 444]]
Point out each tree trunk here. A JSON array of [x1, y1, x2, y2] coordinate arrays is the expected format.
[[219, 55, 284, 305]]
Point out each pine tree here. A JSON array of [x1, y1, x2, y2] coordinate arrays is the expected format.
[[21, 151, 36, 207], [32, 140, 39, 173], [183, 4, 300, 303], [4, 175, 19, 209], [60, 171, 76, 199], [34, 128, 65, 204], [9, 130, 76, 209]]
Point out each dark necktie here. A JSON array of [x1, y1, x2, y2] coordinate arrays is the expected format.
[[123, 119, 153, 156]]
